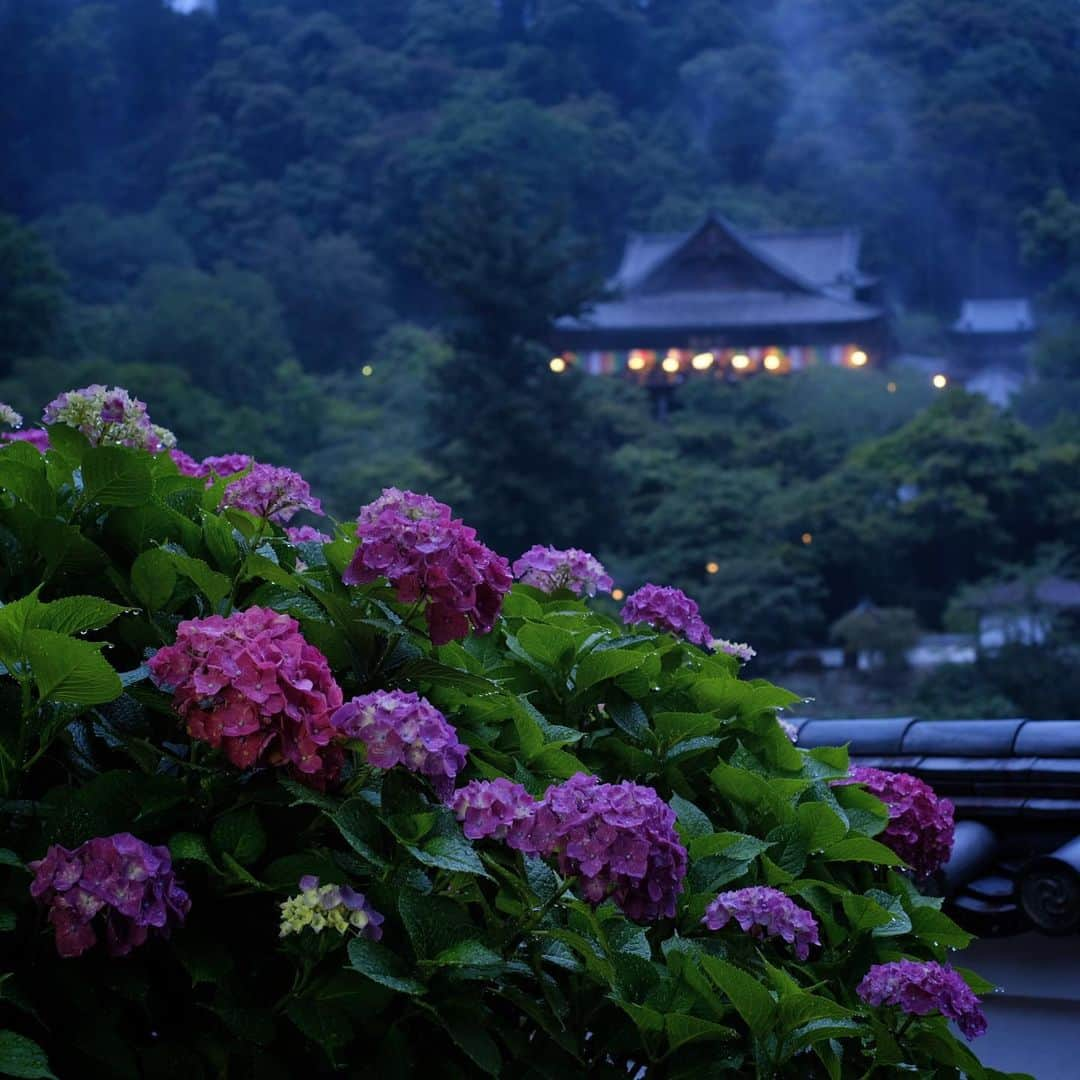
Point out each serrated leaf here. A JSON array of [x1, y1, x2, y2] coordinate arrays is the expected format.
[[130, 549, 177, 611], [80, 446, 153, 506], [670, 794, 714, 840], [165, 552, 230, 604], [23, 630, 121, 705], [432, 940, 504, 968], [347, 938, 426, 995], [0, 1030, 57, 1079], [574, 648, 646, 693], [211, 807, 267, 866], [824, 837, 904, 866], [168, 832, 219, 872], [796, 802, 849, 852], [31, 596, 127, 636], [699, 955, 776, 1036]]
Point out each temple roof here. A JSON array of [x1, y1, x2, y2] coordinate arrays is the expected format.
[[558, 214, 883, 338], [952, 299, 1034, 335]]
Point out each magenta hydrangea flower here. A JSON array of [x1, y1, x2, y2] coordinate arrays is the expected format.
[[2, 428, 50, 452], [170, 448, 202, 477], [702, 886, 820, 961], [343, 488, 512, 646], [148, 607, 344, 788], [621, 584, 712, 646], [512, 545, 613, 597], [286, 525, 331, 544], [331, 689, 468, 801], [711, 638, 756, 663], [835, 766, 955, 878], [29, 833, 190, 959], [520, 773, 687, 923], [857, 960, 988, 1040], [219, 463, 322, 524], [202, 453, 252, 478], [43, 384, 175, 451], [450, 778, 537, 846]]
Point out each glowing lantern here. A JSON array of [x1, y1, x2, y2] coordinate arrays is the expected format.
[[549, 356, 567, 374], [361, 365, 374, 377], [801, 532, 813, 545], [887, 381, 897, 393], [691, 352, 715, 371], [611, 588, 625, 601], [731, 354, 751, 371], [850, 349, 868, 367], [763, 353, 782, 372], [628, 352, 646, 371], [661, 354, 681, 374], [932, 373, 948, 389], [705, 561, 719, 574]]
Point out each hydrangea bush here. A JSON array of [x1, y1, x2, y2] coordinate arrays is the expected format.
[[0, 387, 1028, 1079]]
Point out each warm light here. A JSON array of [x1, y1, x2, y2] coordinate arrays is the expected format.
[[611, 588, 625, 601], [932, 373, 948, 389], [763, 353, 782, 371], [801, 532, 813, 545], [661, 355, 681, 374], [731, 353, 750, 370], [361, 364, 374, 377], [628, 354, 646, 372], [850, 349, 868, 367], [691, 352, 714, 371], [887, 381, 897, 394], [549, 356, 567, 374], [705, 561, 719, 574]]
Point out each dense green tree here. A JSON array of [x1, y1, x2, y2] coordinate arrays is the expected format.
[[0, 214, 66, 373]]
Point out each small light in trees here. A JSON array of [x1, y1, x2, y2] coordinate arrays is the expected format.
[[850, 349, 868, 367], [691, 351, 714, 371], [361, 364, 374, 377], [628, 351, 646, 371], [932, 373, 948, 389], [763, 353, 782, 372], [801, 532, 813, 545], [705, 561, 719, 574], [887, 381, 897, 393], [661, 351, 681, 374], [731, 353, 750, 370], [611, 588, 625, 601], [549, 356, 567, 374]]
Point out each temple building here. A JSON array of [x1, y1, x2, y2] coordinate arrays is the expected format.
[[551, 213, 887, 382]]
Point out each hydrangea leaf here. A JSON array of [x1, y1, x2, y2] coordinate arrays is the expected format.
[[0, 1030, 57, 1079]]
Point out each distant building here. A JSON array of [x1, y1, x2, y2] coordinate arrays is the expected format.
[[551, 213, 887, 383], [947, 298, 1035, 404], [165, 0, 216, 15], [969, 575, 1080, 649]]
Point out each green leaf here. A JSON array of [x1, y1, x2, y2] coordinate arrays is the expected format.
[[173, 933, 235, 986], [211, 807, 267, 866], [286, 1000, 354, 1060], [432, 940, 504, 968], [865, 889, 912, 937], [0, 850, 26, 870], [574, 648, 646, 693], [347, 938, 426, 996], [80, 446, 153, 506], [778, 992, 852, 1031], [0, 460, 54, 516], [438, 1010, 502, 1076], [130, 549, 177, 611], [824, 837, 904, 866], [699, 956, 776, 1036], [406, 826, 489, 877], [664, 1014, 738, 1052], [0, 1031, 57, 1079], [202, 513, 240, 572], [517, 623, 576, 669], [670, 794, 714, 840], [787, 1018, 864, 1056], [23, 630, 122, 705], [796, 802, 849, 852], [0, 908, 15, 932], [605, 698, 650, 743], [654, 711, 724, 745], [168, 832, 219, 872], [165, 552, 231, 604], [689, 831, 771, 861], [31, 596, 127, 636], [44, 423, 89, 464], [908, 905, 974, 949], [0, 590, 41, 664]]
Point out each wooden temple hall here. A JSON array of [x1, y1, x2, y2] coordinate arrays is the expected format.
[[550, 214, 887, 381]]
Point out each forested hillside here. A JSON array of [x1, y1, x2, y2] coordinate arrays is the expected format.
[[2, 0, 1080, 710]]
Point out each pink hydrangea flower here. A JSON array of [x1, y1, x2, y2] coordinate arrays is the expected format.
[[621, 584, 712, 646], [518, 773, 687, 923], [286, 525, 331, 544], [2, 428, 50, 452], [148, 607, 343, 788], [331, 689, 468, 801], [857, 960, 988, 1039], [219, 463, 322, 524], [451, 778, 537, 846], [29, 833, 190, 958], [512, 545, 613, 597], [202, 454, 252, 478], [43, 384, 175, 451], [343, 488, 512, 646], [834, 766, 955, 878], [711, 638, 756, 663], [702, 886, 820, 960]]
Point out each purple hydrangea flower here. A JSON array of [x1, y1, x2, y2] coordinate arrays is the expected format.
[[279, 875, 384, 940], [43, 385, 175, 452], [621, 584, 712, 646], [148, 607, 344, 789], [857, 960, 988, 1039], [29, 833, 190, 958], [451, 778, 537, 847], [834, 766, 955, 878], [512, 545, 614, 597], [170, 448, 203, 477], [711, 638, 756, 663], [331, 690, 468, 801], [202, 453, 252, 479], [2, 428, 50, 452], [702, 886, 820, 960], [219, 463, 322, 524], [520, 773, 687, 923], [343, 488, 512, 646], [286, 525, 331, 544]]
